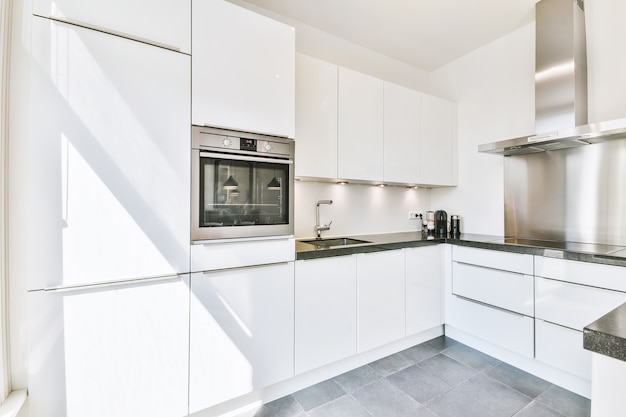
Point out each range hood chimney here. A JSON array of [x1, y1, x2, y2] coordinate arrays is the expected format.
[[478, 0, 626, 156]]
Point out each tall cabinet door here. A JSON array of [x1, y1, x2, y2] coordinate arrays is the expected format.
[[383, 82, 421, 184], [189, 263, 295, 412], [295, 54, 338, 179], [28, 275, 190, 417], [32, 0, 191, 53], [420, 95, 457, 186], [192, 0, 295, 138], [338, 67, 384, 181], [29, 17, 190, 290]]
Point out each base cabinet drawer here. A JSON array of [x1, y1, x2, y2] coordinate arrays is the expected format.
[[447, 295, 534, 357], [535, 319, 591, 379]]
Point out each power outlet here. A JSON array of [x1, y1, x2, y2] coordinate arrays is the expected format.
[[408, 211, 421, 220]]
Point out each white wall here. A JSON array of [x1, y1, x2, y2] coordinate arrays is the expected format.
[[429, 24, 535, 235], [295, 181, 430, 239]]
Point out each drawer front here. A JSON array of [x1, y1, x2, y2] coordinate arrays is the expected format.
[[447, 295, 534, 358], [535, 277, 626, 330], [452, 246, 533, 275], [535, 257, 626, 292], [453, 262, 533, 316], [535, 319, 591, 379]]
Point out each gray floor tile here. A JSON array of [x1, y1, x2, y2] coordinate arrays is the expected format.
[[514, 400, 566, 417], [368, 352, 413, 376], [334, 365, 380, 393], [425, 374, 532, 417], [386, 364, 452, 403], [535, 385, 591, 417], [254, 395, 306, 417], [417, 353, 478, 386], [400, 343, 439, 364], [352, 379, 421, 417], [292, 379, 346, 411], [424, 335, 460, 353], [486, 362, 552, 398], [442, 343, 501, 372], [307, 395, 371, 417]]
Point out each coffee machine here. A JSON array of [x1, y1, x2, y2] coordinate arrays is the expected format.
[[434, 210, 447, 237]]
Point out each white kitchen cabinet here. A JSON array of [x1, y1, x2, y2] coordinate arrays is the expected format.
[[535, 319, 591, 379], [295, 256, 357, 374], [29, 17, 190, 289], [28, 275, 190, 417], [357, 250, 406, 352], [447, 246, 534, 357], [420, 94, 457, 186], [33, 0, 190, 53], [338, 67, 384, 182], [383, 82, 421, 184], [295, 54, 338, 179], [405, 245, 443, 335], [192, 0, 295, 138], [189, 263, 295, 412]]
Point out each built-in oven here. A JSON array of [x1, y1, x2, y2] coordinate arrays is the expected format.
[[191, 125, 294, 241]]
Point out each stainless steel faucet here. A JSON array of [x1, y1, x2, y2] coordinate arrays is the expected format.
[[315, 200, 333, 239]]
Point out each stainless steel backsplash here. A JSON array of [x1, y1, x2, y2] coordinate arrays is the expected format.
[[504, 138, 626, 245]]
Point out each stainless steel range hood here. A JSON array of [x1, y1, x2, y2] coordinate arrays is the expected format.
[[478, 0, 626, 156]]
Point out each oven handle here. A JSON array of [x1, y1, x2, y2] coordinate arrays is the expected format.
[[199, 151, 293, 165]]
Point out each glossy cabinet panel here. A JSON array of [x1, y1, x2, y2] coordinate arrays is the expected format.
[[452, 245, 533, 275], [406, 245, 443, 335], [295, 256, 357, 374], [189, 263, 295, 412], [420, 94, 457, 186], [295, 54, 338, 179], [338, 67, 384, 181], [535, 256, 626, 292], [192, 0, 295, 138], [357, 250, 406, 352], [535, 319, 591, 379], [28, 276, 190, 417], [33, 0, 191, 53], [190, 238, 295, 272]]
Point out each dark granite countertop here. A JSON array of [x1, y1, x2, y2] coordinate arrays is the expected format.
[[584, 303, 626, 362], [296, 231, 626, 266]]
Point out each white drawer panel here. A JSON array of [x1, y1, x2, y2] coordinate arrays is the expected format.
[[447, 295, 534, 358], [535, 257, 626, 292], [535, 277, 626, 330], [535, 319, 591, 380], [191, 238, 295, 272], [453, 262, 533, 316], [452, 246, 533, 275]]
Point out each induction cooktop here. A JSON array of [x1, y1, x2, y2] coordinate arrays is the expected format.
[[493, 238, 624, 255]]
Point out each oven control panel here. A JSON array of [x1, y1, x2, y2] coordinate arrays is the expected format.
[[193, 126, 295, 158]]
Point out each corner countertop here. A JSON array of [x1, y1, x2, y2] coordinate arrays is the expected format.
[[584, 302, 626, 362], [296, 231, 626, 267]]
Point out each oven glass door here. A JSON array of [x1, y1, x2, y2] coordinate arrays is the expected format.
[[196, 151, 292, 239]]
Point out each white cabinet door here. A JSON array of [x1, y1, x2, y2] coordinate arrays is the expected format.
[[357, 250, 406, 352], [29, 17, 190, 290], [295, 256, 357, 374], [405, 246, 442, 335], [420, 94, 457, 186], [33, 0, 190, 53], [383, 82, 421, 184], [338, 67, 384, 182], [28, 275, 190, 417], [295, 54, 338, 179], [192, 0, 295, 138], [189, 263, 295, 412], [535, 319, 592, 379]]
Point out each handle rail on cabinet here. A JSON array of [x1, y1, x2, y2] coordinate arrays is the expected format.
[[453, 294, 527, 318], [41, 274, 181, 294]]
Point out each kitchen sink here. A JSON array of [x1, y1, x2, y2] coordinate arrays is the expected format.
[[300, 237, 372, 249]]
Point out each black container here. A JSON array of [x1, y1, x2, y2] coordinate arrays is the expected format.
[[450, 215, 461, 237], [434, 210, 447, 237]]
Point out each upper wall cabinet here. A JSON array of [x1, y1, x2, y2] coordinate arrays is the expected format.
[[32, 0, 191, 53], [192, 0, 295, 138], [420, 95, 457, 186], [383, 82, 421, 184], [295, 54, 338, 179], [338, 67, 384, 181]]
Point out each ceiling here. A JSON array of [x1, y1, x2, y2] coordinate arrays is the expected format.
[[235, 0, 538, 71]]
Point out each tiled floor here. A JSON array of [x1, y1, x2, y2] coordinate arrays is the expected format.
[[255, 336, 591, 417]]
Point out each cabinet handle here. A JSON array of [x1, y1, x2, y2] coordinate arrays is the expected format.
[[453, 294, 527, 318], [41, 274, 182, 293], [37, 14, 182, 53], [202, 262, 290, 274]]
